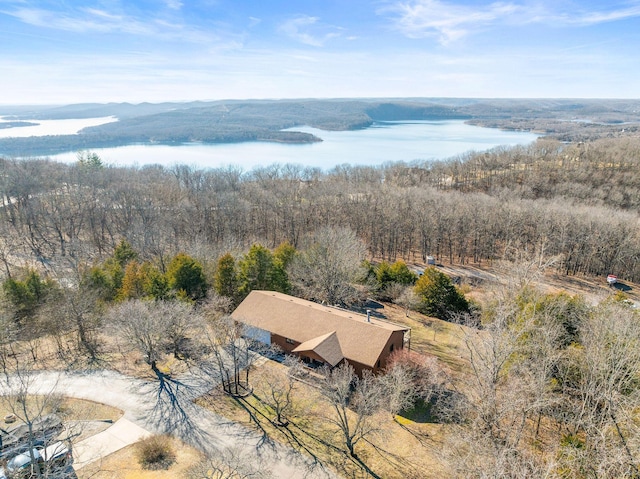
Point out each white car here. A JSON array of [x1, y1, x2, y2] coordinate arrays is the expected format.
[[0, 441, 72, 478]]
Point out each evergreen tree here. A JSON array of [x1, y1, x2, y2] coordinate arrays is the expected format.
[[2, 270, 57, 322], [113, 239, 138, 267], [237, 244, 277, 298], [414, 267, 469, 321], [389, 260, 418, 286], [117, 260, 146, 301], [166, 253, 207, 301], [213, 253, 239, 301]]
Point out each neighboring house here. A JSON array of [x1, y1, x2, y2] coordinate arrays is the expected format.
[[231, 290, 410, 376]]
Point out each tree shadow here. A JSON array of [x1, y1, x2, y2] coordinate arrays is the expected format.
[[130, 366, 218, 454], [229, 396, 274, 450], [397, 398, 436, 424], [351, 454, 383, 479], [229, 397, 340, 478], [284, 417, 387, 479], [394, 419, 431, 447]]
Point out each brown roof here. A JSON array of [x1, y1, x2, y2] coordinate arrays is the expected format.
[[231, 291, 409, 368], [293, 331, 344, 367]]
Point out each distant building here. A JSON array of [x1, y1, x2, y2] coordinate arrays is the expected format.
[[231, 290, 410, 376]]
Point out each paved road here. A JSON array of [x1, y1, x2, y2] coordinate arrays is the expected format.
[[4, 369, 338, 479]]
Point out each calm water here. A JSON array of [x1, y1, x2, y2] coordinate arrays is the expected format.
[[0, 116, 116, 138], [1, 117, 539, 170]]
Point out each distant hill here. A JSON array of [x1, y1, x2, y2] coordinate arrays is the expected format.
[[1, 98, 639, 157]]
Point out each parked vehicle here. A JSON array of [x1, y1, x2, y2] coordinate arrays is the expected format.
[[0, 441, 72, 479]]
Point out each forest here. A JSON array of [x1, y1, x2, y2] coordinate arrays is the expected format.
[[1, 135, 639, 282], [1, 126, 640, 478]]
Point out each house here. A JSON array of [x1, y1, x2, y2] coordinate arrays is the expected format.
[[231, 290, 410, 376]]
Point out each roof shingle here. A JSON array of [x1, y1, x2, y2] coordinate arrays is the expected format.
[[231, 291, 408, 367]]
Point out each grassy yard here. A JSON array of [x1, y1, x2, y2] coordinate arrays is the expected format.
[[0, 396, 122, 425], [375, 302, 470, 376], [76, 436, 203, 479], [197, 360, 452, 479]]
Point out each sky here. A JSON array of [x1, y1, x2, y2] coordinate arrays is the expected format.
[[1, 0, 639, 104]]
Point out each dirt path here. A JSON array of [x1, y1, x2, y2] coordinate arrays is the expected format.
[[434, 261, 639, 306]]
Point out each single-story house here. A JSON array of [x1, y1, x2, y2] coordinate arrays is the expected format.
[[231, 290, 410, 376]]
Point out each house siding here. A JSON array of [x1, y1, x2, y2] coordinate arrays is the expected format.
[[271, 333, 299, 353], [376, 330, 406, 371]]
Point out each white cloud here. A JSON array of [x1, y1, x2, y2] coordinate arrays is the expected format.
[[165, 0, 183, 10], [6, 6, 153, 34], [379, 0, 521, 44], [562, 3, 640, 26], [278, 15, 342, 47], [2, 4, 230, 44], [380, 0, 640, 44]]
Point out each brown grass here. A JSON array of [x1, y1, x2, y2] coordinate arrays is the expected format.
[[197, 360, 452, 479], [76, 437, 203, 479], [376, 302, 470, 376], [0, 396, 122, 425]]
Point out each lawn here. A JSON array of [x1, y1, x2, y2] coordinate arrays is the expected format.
[[197, 359, 451, 479], [377, 302, 470, 375], [0, 396, 122, 427], [76, 436, 203, 479]]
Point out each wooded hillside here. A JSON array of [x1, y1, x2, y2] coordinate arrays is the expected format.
[[2, 98, 639, 156], [1, 134, 639, 283]]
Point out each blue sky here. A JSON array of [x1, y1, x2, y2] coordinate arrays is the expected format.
[[1, 0, 639, 104]]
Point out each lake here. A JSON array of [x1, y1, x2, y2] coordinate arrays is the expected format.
[[0, 116, 116, 138], [0, 117, 539, 170]]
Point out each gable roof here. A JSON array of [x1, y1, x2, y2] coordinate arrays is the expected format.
[[231, 290, 409, 368], [293, 331, 343, 367]]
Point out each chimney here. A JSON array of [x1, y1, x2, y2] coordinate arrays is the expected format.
[[366, 309, 371, 322]]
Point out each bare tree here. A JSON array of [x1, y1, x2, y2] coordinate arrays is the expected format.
[[319, 363, 385, 457], [382, 349, 442, 418], [380, 362, 417, 419], [38, 284, 102, 362], [0, 300, 17, 380], [258, 355, 303, 426], [0, 359, 77, 479], [288, 227, 367, 306], [558, 301, 640, 477], [187, 447, 272, 479], [435, 299, 557, 478], [107, 299, 200, 372], [201, 314, 266, 396], [396, 286, 420, 317]]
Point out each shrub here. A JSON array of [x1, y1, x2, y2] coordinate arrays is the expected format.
[[135, 434, 176, 470]]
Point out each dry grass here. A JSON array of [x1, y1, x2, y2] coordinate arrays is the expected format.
[[197, 360, 451, 479], [76, 436, 203, 479], [2, 331, 194, 382], [1, 396, 123, 445], [376, 302, 470, 376], [0, 396, 122, 425]]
